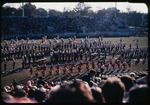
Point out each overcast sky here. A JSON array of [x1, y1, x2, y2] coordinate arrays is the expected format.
[[3, 2, 148, 13]]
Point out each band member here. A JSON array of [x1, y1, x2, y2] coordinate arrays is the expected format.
[[63, 67, 68, 74], [30, 66, 33, 78], [37, 65, 40, 71], [42, 70, 46, 77], [50, 63, 54, 71], [69, 67, 73, 73], [123, 63, 126, 69], [3, 58, 7, 71], [97, 60, 100, 66], [64, 62, 67, 68], [117, 62, 120, 69], [22, 56, 25, 69], [71, 62, 75, 68], [112, 63, 115, 70], [121, 58, 124, 64], [35, 71, 39, 79], [125, 59, 128, 64], [127, 62, 131, 68], [92, 61, 95, 69], [56, 63, 60, 70], [28, 54, 31, 65], [56, 69, 60, 75], [96, 65, 100, 76], [43, 64, 47, 71], [110, 59, 113, 65], [105, 64, 109, 70], [103, 59, 106, 65], [86, 61, 89, 71], [78, 65, 82, 73], [12, 58, 15, 70], [49, 68, 53, 75]]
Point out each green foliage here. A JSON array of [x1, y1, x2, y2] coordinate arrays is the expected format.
[[1, 2, 148, 28], [23, 2, 36, 16], [34, 8, 47, 16]]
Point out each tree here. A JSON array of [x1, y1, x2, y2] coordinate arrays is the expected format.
[[34, 8, 47, 16], [1, 6, 17, 16], [96, 9, 107, 17], [48, 9, 62, 16], [23, 2, 36, 16], [73, 2, 92, 16]]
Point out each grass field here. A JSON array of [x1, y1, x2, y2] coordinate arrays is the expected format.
[[1, 36, 148, 88]]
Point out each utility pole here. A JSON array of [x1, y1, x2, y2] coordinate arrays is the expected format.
[[115, 2, 117, 17], [22, 1, 24, 17]]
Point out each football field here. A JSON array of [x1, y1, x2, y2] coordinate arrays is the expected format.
[[1, 36, 148, 88]]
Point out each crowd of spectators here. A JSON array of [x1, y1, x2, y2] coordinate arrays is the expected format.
[[2, 69, 149, 103], [1, 15, 119, 36]]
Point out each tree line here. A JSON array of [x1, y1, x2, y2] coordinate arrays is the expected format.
[[2, 2, 148, 28]]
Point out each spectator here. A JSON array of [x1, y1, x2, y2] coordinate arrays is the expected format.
[[28, 87, 36, 100], [120, 75, 134, 102], [102, 77, 125, 103], [12, 79, 18, 89], [91, 87, 104, 103], [27, 80, 32, 87], [37, 76, 45, 87], [128, 84, 149, 103], [2, 92, 14, 103], [13, 89, 26, 98], [81, 69, 96, 84], [46, 81, 95, 103], [34, 89, 46, 103], [120, 75, 134, 92]]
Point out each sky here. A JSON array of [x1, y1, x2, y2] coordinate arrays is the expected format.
[[3, 2, 148, 13]]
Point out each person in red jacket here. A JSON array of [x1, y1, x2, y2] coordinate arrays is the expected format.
[[123, 63, 126, 68], [41, 70, 46, 77], [128, 62, 131, 68], [115, 59, 118, 64], [110, 59, 112, 65], [64, 62, 67, 68], [56, 63, 60, 70], [105, 64, 109, 70], [43, 64, 47, 71], [86, 61, 89, 71], [78, 65, 82, 73], [103, 60, 106, 65], [79, 61, 82, 66], [50, 63, 54, 70], [35, 71, 39, 80], [30, 66, 33, 78], [112, 64, 115, 70], [71, 62, 75, 68], [63, 67, 68, 74], [97, 60, 100, 65], [10, 83, 13, 89], [117, 62, 120, 69], [70, 67, 73, 73], [49, 68, 53, 75], [121, 58, 124, 64], [36, 65, 40, 71], [92, 61, 95, 69], [56, 69, 60, 75]]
